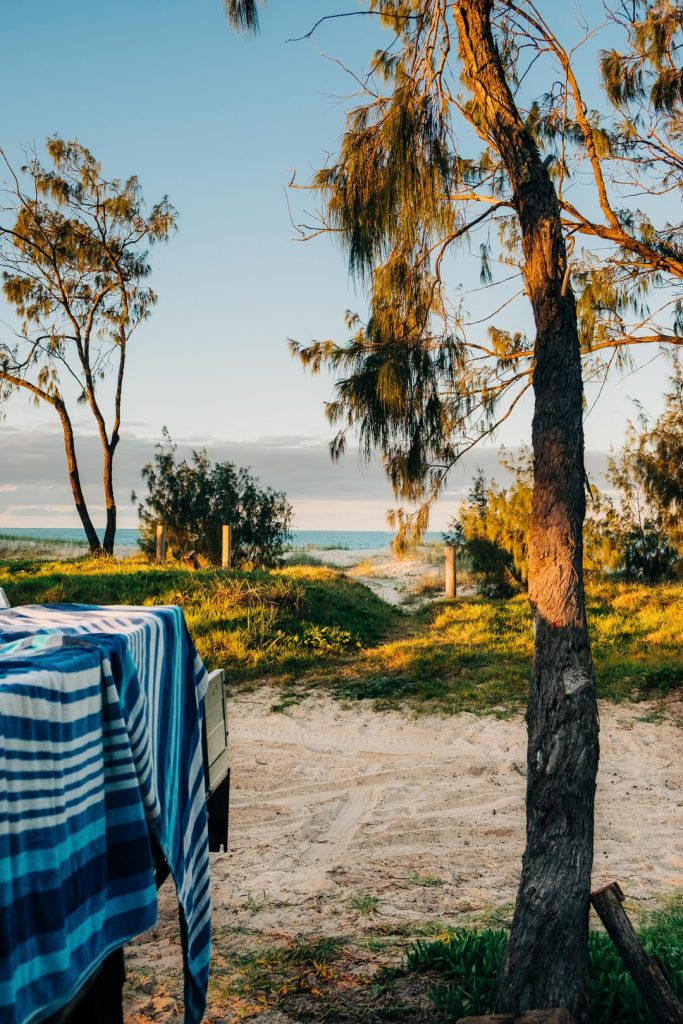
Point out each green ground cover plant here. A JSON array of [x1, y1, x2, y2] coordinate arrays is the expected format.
[[404, 899, 683, 1022], [0, 557, 680, 709], [126, 911, 683, 1023]]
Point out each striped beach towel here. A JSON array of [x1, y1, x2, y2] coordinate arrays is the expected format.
[[0, 631, 157, 1024], [0, 605, 211, 1024]]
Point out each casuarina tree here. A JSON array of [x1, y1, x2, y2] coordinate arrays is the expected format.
[[226, 2, 682, 1017], [0, 138, 176, 553]]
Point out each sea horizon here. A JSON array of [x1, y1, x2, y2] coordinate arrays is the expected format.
[[0, 526, 445, 553]]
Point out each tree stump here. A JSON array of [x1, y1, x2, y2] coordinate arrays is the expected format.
[[182, 550, 200, 570]]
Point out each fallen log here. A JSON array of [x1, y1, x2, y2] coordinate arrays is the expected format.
[[590, 881, 683, 1024]]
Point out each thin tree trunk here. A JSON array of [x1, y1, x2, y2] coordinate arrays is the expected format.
[[101, 435, 119, 555], [453, 3, 599, 1020], [0, 371, 103, 554], [55, 399, 103, 555]]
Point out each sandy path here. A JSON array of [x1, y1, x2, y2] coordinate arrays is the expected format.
[[202, 691, 682, 939]]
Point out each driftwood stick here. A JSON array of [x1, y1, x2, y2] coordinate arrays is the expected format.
[[590, 882, 683, 1024]]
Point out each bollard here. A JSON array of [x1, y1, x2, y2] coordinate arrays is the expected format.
[[155, 524, 166, 564], [222, 525, 232, 569], [445, 544, 457, 598]]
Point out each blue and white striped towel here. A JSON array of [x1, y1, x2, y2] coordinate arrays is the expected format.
[[0, 631, 157, 1024], [0, 605, 211, 1024]]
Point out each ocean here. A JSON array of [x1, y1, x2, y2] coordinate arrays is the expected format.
[[0, 526, 444, 554]]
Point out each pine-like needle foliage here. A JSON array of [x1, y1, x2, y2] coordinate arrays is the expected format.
[[0, 137, 177, 552], [233, 1, 683, 547], [223, 0, 263, 33]]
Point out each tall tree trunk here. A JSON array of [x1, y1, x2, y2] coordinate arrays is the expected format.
[[101, 434, 119, 555], [55, 399, 103, 555], [453, 3, 599, 1020]]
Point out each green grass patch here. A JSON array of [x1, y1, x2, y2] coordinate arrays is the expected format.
[[349, 894, 381, 915], [404, 901, 683, 1022], [0, 556, 397, 683], [321, 581, 683, 713], [1, 556, 680, 711]]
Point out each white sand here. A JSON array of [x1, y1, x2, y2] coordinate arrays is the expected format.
[[127, 691, 682, 1021], [297, 545, 452, 605], [202, 690, 682, 939]]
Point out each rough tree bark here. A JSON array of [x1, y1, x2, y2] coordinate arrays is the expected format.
[[452, 2, 600, 1020]]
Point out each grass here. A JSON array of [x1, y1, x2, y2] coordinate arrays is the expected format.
[[403, 897, 683, 1022], [0, 532, 89, 561], [201, 934, 349, 1019], [0, 555, 680, 711], [319, 579, 683, 713], [126, 908, 683, 1023], [0, 555, 396, 683], [349, 894, 381, 915]]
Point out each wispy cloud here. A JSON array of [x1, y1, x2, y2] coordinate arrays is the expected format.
[[0, 425, 609, 530]]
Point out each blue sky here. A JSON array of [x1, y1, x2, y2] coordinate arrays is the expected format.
[[0, 1, 675, 530]]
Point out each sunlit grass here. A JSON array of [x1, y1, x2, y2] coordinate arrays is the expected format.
[[0, 556, 396, 683], [310, 581, 682, 712], [1, 555, 680, 712]]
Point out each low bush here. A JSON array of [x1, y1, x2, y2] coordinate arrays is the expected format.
[[406, 904, 683, 1022]]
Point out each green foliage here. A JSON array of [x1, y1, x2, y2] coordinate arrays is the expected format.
[[447, 452, 613, 595], [0, 137, 176, 552], [603, 374, 683, 582], [348, 894, 380, 915], [453, 457, 531, 597], [404, 905, 683, 1022], [442, 381, 683, 590], [134, 430, 293, 567], [406, 929, 506, 1018], [231, 0, 683, 547]]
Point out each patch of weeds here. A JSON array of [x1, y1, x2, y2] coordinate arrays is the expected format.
[[403, 911, 683, 1023], [408, 874, 445, 888], [634, 709, 666, 724], [359, 936, 391, 953], [242, 890, 268, 916], [270, 688, 304, 713], [349, 894, 381, 915]]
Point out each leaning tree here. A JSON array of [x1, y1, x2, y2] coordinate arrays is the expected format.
[[226, 1, 683, 1017], [0, 138, 176, 553]]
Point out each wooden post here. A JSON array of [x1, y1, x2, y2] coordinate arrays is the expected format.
[[590, 882, 683, 1024], [221, 525, 232, 569], [155, 523, 166, 564], [445, 544, 457, 598]]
